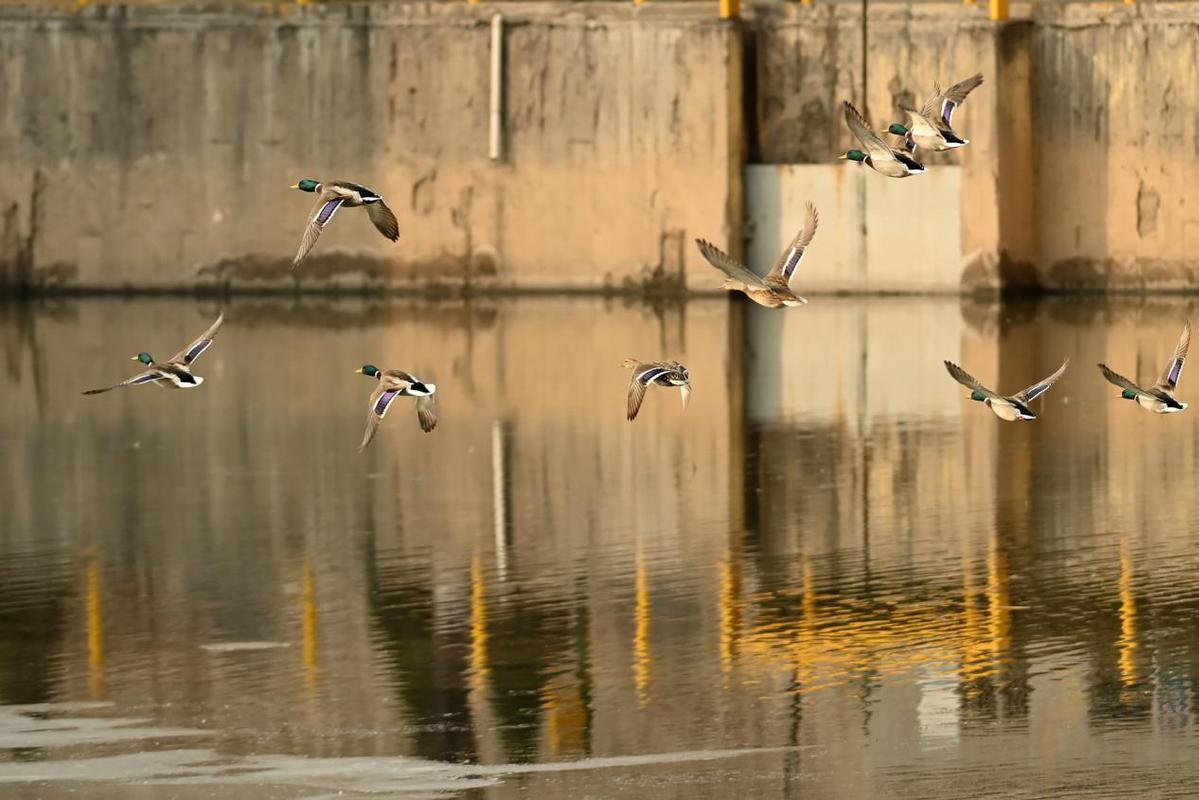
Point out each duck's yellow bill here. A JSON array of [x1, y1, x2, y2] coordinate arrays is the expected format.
[[289, 183, 300, 189], [129, 355, 140, 361], [354, 368, 363, 374], [836, 153, 849, 160]]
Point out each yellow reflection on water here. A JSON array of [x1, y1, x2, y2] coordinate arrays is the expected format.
[[725, 546, 1024, 700], [85, 551, 105, 700], [634, 543, 652, 707], [959, 547, 993, 695], [986, 529, 1011, 673], [1118, 537, 1140, 688], [301, 556, 319, 692], [719, 544, 743, 680], [542, 675, 588, 758], [470, 553, 491, 695]]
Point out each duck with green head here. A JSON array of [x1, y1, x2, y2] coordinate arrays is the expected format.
[[886, 73, 984, 154], [1098, 322, 1190, 414], [290, 179, 401, 268], [944, 358, 1069, 421], [83, 313, 224, 395], [839, 101, 926, 178], [356, 364, 437, 450]]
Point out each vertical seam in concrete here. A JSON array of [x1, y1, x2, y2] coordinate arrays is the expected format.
[[727, 21, 747, 265], [858, 0, 869, 289], [860, 0, 868, 120]]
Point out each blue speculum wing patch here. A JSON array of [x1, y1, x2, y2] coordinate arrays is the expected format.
[[316, 199, 343, 226], [185, 340, 212, 364], [1170, 360, 1183, 386], [375, 390, 399, 417], [781, 248, 801, 279]]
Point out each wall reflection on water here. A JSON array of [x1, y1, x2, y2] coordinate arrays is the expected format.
[[3, 296, 1199, 794]]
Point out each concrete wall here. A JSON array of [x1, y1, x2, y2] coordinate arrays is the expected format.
[[1030, 2, 1199, 290], [0, 2, 742, 292], [750, 1, 1199, 293], [1, 1, 1197, 293], [748, 2, 1029, 293], [745, 164, 964, 292]]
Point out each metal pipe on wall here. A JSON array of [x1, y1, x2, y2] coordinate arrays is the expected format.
[[489, 13, 504, 161]]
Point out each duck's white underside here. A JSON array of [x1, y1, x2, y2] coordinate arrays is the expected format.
[[1137, 394, 1188, 413], [986, 399, 1034, 421], [154, 374, 203, 389]]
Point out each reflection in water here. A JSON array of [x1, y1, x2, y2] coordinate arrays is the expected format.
[[301, 555, 319, 693], [3, 296, 1199, 797], [85, 551, 105, 701], [634, 541, 651, 708]]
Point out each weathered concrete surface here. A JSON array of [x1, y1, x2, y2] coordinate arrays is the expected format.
[[749, 2, 1027, 293], [2, 1, 1198, 294], [750, 1, 1199, 293], [0, 2, 742, 292], [745, 164, 963, 293], [1030, 2, 1199, 290]]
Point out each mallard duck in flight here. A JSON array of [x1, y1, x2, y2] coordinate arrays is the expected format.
[[695, 203, 818, 308], [623, 359, 691, 421], [886, 73, 984, 153], [83, 313, 224, 395], [1098, 322, 1190, 413], [839, 101, 926, 178], [944, 358, 1069, 421], [356, 365, 437, 450], [290, 180, 400, 268]]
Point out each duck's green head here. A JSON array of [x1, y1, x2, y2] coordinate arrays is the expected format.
[[839, 149, 868, 163], [887, 123, 909, 136], [290, 179, 320, 193], [1121, 388, 1138, 400], [356, 364, 380, 378], [970, 390, 987, 402], [131, 352, 154, 365]]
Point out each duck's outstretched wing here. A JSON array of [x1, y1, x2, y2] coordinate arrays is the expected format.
[[694, 240, 770, 289], [1098, 363, 1150, 397], [168, 312, 224, 366], [626, 375, 650, 421], [293, 189, 345, 268], [766, 203, 819, 285], [935, 73, 984, 128], [359, 383, 403, 451], [366, 200, 401, 242], [82, 370, 162, 395], [626, 363, 670, 421], [415, 394, 437, 432], [944, 360, 999, 399], [1015, 358, 1069, 403], [1155, 321, 1191, 391], [844, 101, 898, 164]]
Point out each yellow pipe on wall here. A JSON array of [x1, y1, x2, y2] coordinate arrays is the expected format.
[[720, 0, 740, 21], [989, 0, 1009, 20]]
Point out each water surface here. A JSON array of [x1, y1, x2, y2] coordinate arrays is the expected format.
[[2, 295, 1199, 798]]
